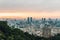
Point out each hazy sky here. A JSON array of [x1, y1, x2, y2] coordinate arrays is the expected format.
[[0, 0, 60, 18], [0, 0, 60, 11]]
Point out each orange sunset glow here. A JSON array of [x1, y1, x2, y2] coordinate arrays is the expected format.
[[0, 0, 60, 19], [0, 11, 60, 19]]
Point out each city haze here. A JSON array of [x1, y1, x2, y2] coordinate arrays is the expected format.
[[0, 0, 60, 18]]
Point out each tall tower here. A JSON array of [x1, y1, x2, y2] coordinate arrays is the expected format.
[[27, 17, 32, 24], [42, 18, 46, 24], [27, 17, 30, 24], [30, 17, 32, 22]]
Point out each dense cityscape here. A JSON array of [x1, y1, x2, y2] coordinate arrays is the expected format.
[[0, 17, 60, 40], [1, 17, 60, 37]]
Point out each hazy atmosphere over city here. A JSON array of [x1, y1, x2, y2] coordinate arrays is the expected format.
[[0, 0, 60, 18]]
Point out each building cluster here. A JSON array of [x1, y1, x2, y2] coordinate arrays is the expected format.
[[1, 17, 60, 37]]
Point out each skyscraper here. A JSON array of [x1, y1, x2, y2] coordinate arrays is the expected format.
[[41, 18, 46, 24], [30, 17, 32, 22], [27, 17, 32, 24], [27, 17, 30, 24]]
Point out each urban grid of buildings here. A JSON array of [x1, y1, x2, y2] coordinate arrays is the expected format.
[[1, 17, 60, 37]]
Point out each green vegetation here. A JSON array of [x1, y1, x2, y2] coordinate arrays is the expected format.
[[0, 21, 60, 40]]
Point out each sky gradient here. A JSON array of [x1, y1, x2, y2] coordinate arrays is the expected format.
[[0, 0, 60, 19]]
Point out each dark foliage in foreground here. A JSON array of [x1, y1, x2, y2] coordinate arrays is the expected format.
[[0, 21, 60, 40]]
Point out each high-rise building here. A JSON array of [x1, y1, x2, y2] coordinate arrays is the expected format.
[[42, 18, 46, 21], [30, 17, 32, 22], [41, 18, 46, 24], [27, 17, 30, 24], [27, 17, 32, 24]]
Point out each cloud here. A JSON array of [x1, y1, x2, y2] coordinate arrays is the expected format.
[[0, 0, 60, 11]]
